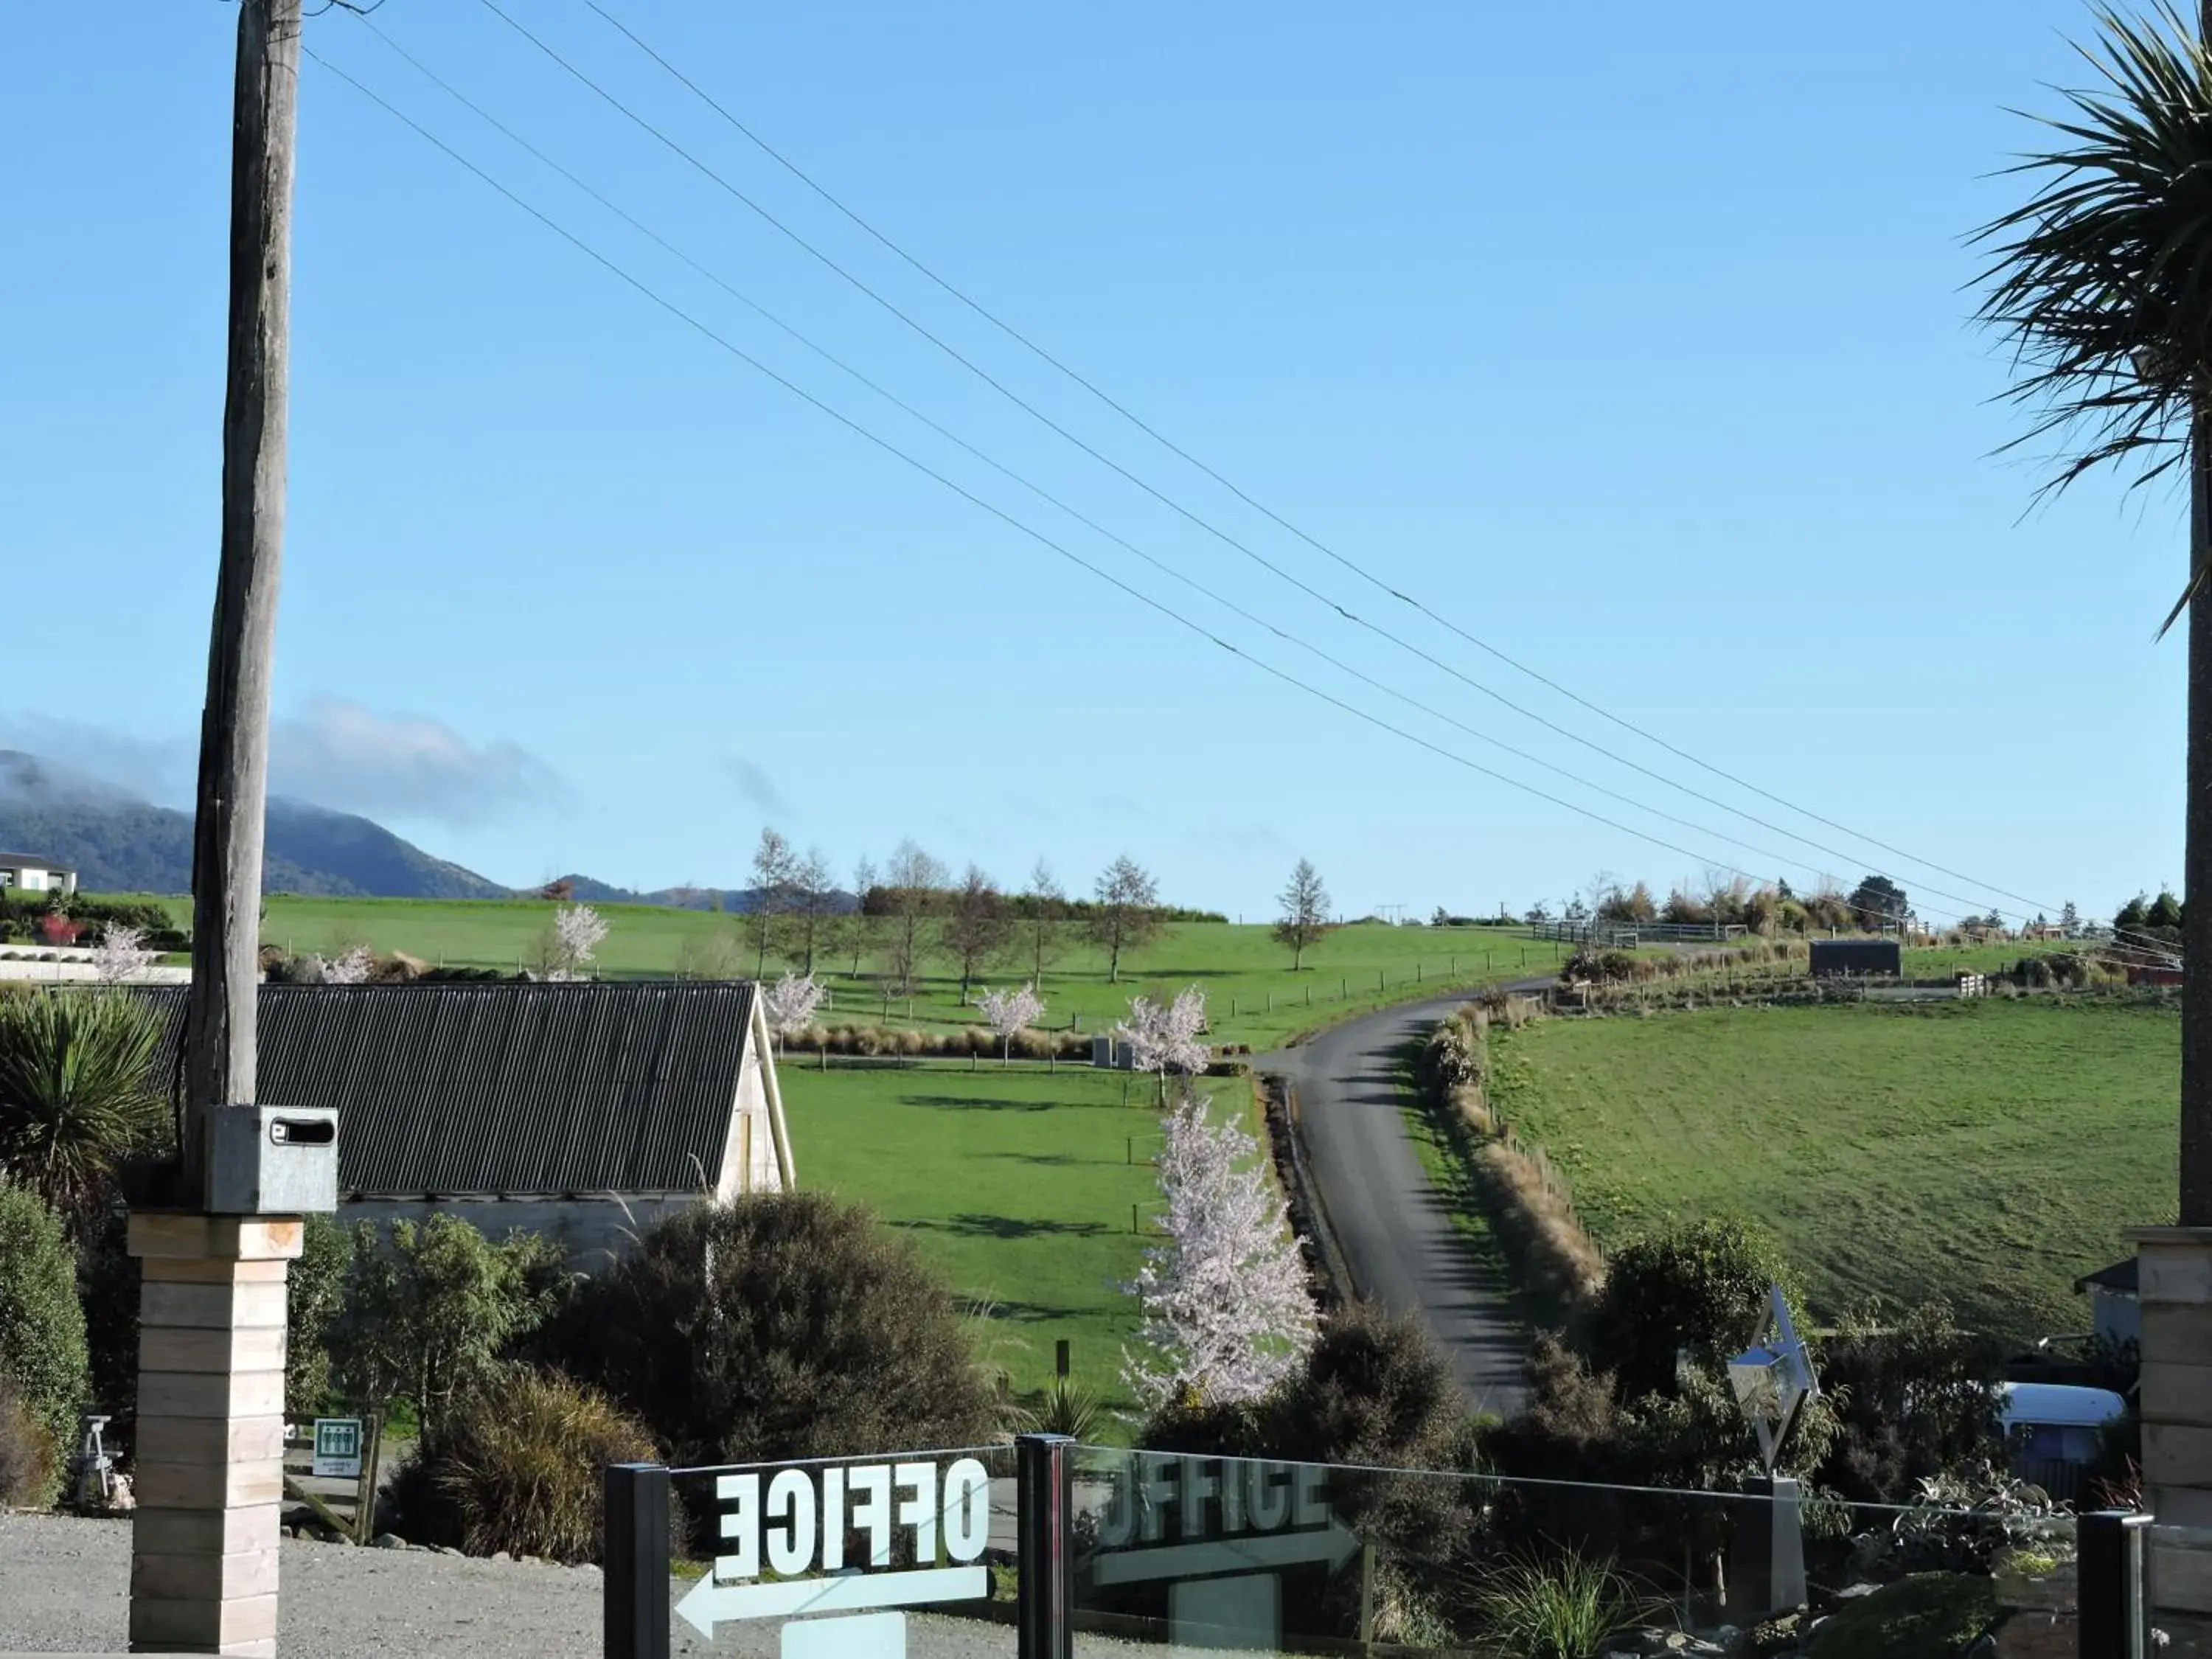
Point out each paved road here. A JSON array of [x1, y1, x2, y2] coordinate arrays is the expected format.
[[1255, 987, 1544, 1419]]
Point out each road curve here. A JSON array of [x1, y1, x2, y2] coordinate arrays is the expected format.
[[1255, 987, 1541, 1419]]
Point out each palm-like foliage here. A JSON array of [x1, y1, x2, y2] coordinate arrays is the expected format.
[[0, 990, 167, 1232], [1974, 2, 2212, 616]]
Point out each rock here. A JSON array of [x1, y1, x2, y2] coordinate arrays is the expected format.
[[574, 1563, 601, 1576], [371, 1533, 406, 1549], [491, 1550, 512, 1564], [1666, 1636, 1693, 1652], [521, 1554, 546, 1567], [437, 1545, 465, 1557]]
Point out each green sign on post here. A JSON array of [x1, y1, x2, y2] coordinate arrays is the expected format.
[[312, 1417, 363, 1480]]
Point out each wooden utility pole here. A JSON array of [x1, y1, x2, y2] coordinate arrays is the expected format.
[[184, 0, 299, 1189], [128, 7, 304, 1655]]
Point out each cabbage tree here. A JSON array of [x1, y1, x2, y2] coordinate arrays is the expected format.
[[1975, 1, 2212, 1220]]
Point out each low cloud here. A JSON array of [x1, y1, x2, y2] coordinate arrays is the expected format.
[[723, 757, 790, 818], [0, 702, 562, 827], [0, 714, 193, 804], [269, 700, 564, 827]]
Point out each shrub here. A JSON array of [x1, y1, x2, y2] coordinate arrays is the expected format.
[[1011, 1377, 1104, 1440], [558, 1193, 996, 1467], [0, 1182, 88, 1478], [1877, 1463, 2069, 1576], [1814, 1301, 2003, 1504], [1579, 1217, 1797, 1401], [335, 1217, 567, 1437], [0, 1370, 57, 1509], [287, 1215, 355, 1420], [1270, 1302, 1466, 1471], [1460, 1547, 1658, 1659], [0, 990, 167, 1235], [392, 1366, 655, 1562], [76, 1208, 139, 1454]]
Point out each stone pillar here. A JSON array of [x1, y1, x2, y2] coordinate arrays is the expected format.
[[127, 1213, 301, 1658], [2135, 1225, 2212, 1651]]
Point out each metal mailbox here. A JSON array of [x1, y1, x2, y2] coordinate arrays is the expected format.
[[204, 1105, 339, 1215]]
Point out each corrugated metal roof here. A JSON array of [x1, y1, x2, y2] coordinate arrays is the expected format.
[[144, 981, 757, 1198]]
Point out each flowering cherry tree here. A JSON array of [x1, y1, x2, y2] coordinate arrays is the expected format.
[[322, 945, 375, 985], [1116, 985, 1210, 1099], [92, 923, 160, 984], [761, 973, 828, 1050], [976, 982, 1046, 1063], [1124, 1084, 1316, 1408], [546, 903, 609, 981]]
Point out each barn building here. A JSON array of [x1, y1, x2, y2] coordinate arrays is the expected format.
[[147, 980, 793, 1267]]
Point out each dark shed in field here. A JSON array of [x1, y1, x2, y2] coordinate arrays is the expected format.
[[142, 980, 794, 1266], [1808, 938, 1902, 978]]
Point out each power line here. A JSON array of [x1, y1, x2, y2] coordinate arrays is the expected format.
[[341, 18, 1894, 891], [313, 41, 2162, 950], [571, 1, 2125, 936], [305, 48, 1900, 912], [330, 28, 2107, 939], [471, 0, 2045, 906]]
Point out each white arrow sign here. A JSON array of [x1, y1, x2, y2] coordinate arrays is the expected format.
[[1091, 1520, 1360, 1586], [676, 1565, 990, 1636]]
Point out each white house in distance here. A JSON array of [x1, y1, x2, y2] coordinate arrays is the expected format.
[[0, 852, 77, 897], [147, 980, 795, 1267]]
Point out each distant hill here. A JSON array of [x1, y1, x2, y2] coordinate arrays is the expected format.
[[547, 875, 855, 915], [0, 750, 509, 899]]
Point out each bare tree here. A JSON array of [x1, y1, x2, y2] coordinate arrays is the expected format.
[[785, 846, 838, 977], [839, 854, 883, 979], [1088, 855, 1165, 984], [1022, 858, 1066, 988], [745, 828, 796, 978], [940, 865, 1015, 1002], [1272, 858, 1332, 971], [882, 840, 946, 1001], [674, 925, 745, 981]]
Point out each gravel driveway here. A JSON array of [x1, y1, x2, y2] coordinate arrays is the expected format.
[[0, 1514, 1036, 1658], [0, 1514, 1214, 1658]]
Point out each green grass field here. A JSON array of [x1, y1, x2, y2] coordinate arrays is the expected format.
[[776, 1060, 1197, 1416], [119, 894, 1568, 1050], [1484, 997, 2179, 1343]]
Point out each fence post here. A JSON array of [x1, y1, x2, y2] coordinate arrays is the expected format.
[[604, 1461, 670, 1659], [1016, 1434, 1075, 1659], [2078, 1509, 2151, 1659]]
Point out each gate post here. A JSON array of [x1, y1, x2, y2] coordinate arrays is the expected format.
[[1015, 1433, 1074, 1659], [604, 1462, 670, 1659], [2079, 1509, 2152, 1659]]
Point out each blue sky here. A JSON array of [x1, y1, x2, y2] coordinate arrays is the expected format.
[[0, 0, 2188, 922]]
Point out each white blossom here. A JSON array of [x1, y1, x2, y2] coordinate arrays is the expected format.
[[762, 973, 828, 1045], [547, 903, 609, 980], [322, 944, 375, 985], [976, 982, 1047, 1062], [1116, 984, 1210, 1080], [1123, 1085, 1317, 1408], [92, 924, 160, 984]]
